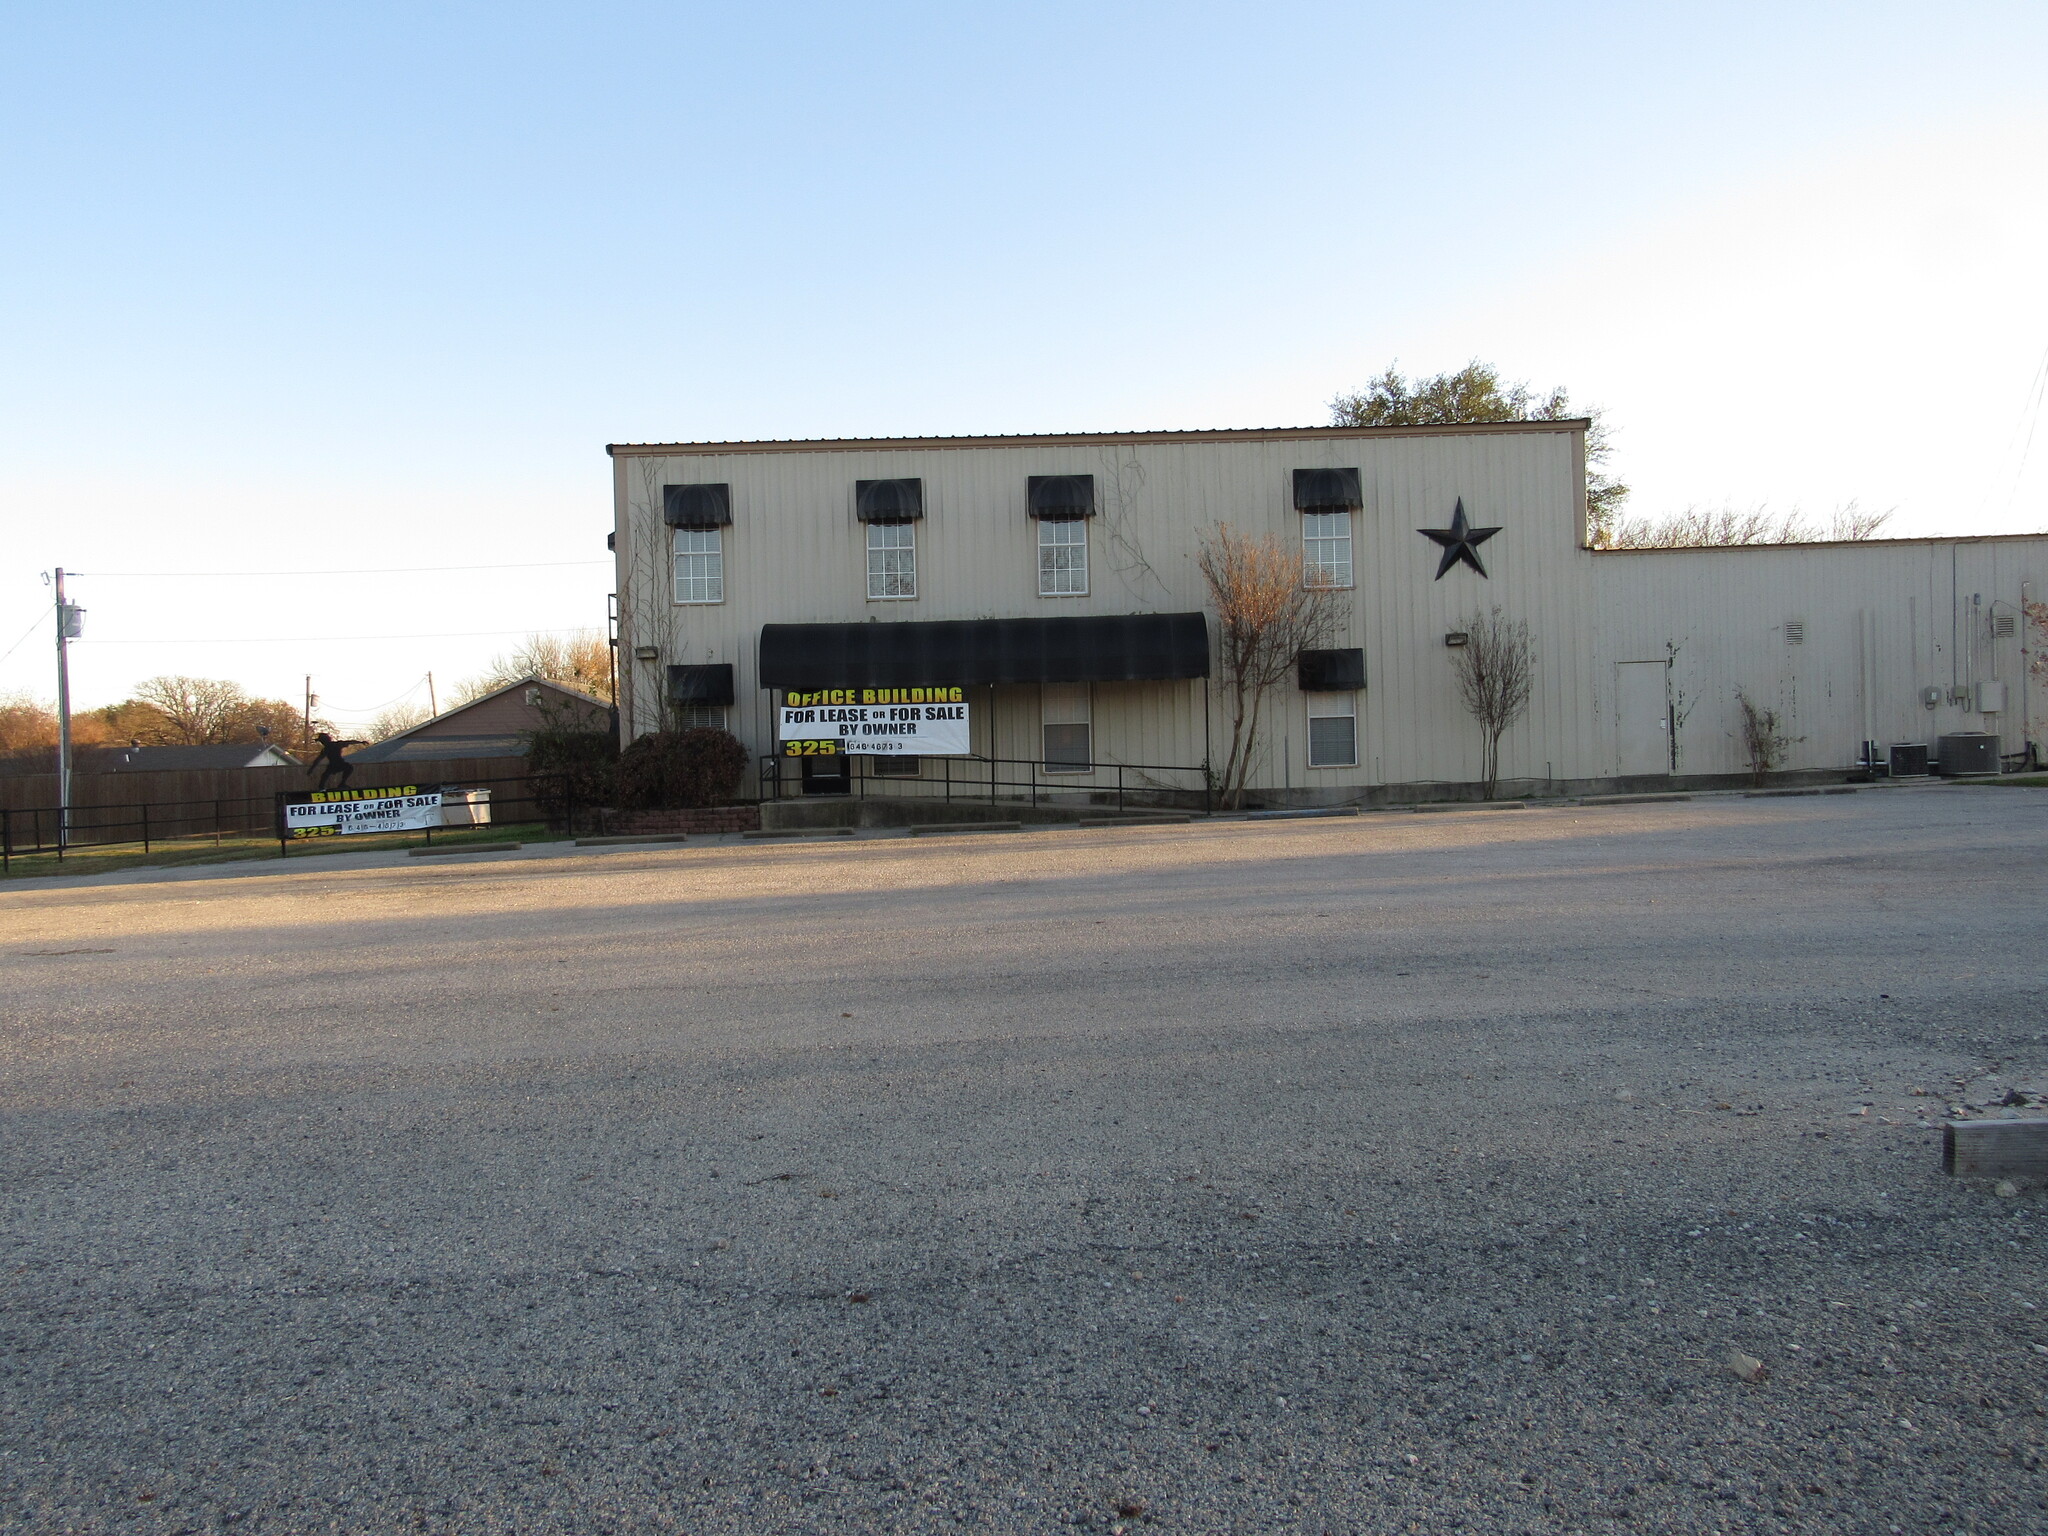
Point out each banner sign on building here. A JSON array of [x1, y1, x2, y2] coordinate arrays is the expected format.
[[778, 687, 971, 756], [282, 786, 445, 839]]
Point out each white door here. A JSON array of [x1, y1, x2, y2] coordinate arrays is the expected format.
[[1615, 662, 1670, 775]]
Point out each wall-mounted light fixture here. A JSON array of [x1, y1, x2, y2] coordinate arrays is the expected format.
[[1444, 631, 1470, 648], [634, 645, 659, 662]]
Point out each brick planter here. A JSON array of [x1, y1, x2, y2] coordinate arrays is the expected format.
[[606, 805, 762, 836]]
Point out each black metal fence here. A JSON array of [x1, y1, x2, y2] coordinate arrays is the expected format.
[[0, 773, 574, 872], [757, 753, 1214, 814]]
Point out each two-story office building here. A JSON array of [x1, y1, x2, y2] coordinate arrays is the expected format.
[[606, 423, 2044, 804]]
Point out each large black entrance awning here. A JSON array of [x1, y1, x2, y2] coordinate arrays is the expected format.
[[759, 613, 1210, 689]]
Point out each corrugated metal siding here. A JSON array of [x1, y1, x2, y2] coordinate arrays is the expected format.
[[1591, 540, 2048, 773], [612, 428, 1602, 791]]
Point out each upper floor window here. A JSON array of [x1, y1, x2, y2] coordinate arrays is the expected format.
[[868, 521, 916, 599], [1302, 512, 1352, 588], [1293, 467, 1359, 589], [673, 527, 724, 604], [1038, 519, 1087, 596]]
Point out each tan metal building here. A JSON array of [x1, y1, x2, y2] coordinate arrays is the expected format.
[[607, 424, 2044, 804]]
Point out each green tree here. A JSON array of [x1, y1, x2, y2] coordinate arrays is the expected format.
[[1331, 361, 1629, 544]]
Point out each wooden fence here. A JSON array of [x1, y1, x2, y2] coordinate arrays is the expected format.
[[0, 758, 532, 820]]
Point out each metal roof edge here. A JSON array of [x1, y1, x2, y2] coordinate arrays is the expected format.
[[1589, 531, 2048, 555], [605, 420, 1590, 458]]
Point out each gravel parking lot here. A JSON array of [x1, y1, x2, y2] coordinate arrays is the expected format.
[[2, 787, 2045, 1535]]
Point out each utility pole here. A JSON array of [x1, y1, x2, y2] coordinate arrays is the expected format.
[[427, 671, 437, 716], [303, 676, 314, 747], [52, 569, 81, 847]]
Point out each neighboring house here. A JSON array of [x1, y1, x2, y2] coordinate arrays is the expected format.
[[88, 743, 304, 772], [348, 676, 611, 764]]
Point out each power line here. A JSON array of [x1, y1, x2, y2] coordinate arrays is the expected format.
[[80, 624, 603, 646], [81, 559, 612, 578], [0, 610, 49, 666]]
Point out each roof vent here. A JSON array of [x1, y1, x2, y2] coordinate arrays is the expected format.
[[1784, 620, 1805, 646]]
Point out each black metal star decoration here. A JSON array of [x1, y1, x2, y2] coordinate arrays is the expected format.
[[1417, 498, 1501, 579]]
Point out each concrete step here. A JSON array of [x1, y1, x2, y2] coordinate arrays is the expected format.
[[743, 828, 855, 840], [905, 821, 1023, 836], [576, 834, 689, 847], [1412, 801, 1526, 813], [1577, 793, 1691, 806], [409, 842, 523, 857]]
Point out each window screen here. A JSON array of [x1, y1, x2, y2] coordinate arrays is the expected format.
[[674, 703, 727, 731], [1306, 692, 1357, 767], [1042, 683, 1091, 773], [872, 756, 921, 777]]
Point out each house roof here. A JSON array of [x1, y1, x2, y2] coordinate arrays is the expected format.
[[87, 743, 304, 772], [346, 734, 532, 764], [607, 419, 1591, 458], [349, 675, 611, 763]]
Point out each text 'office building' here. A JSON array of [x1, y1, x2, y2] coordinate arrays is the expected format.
[[607, 422, 2044, 804]]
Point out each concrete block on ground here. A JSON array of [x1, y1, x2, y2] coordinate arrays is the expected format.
[[1943, 1119, 2048, 1180]]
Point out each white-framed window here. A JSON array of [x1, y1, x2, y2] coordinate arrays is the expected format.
[[1302, 511, 1353, 588], [1042, 683, 1091, 773], [674, 703, 727, 731], [1038, 519, 1088, 596], [871, 755, 921, 778], [1306, 692, 1357, 767], [673, 527, 724, 604], [867, 522, 916, 599]]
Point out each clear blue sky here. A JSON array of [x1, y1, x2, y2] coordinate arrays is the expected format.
[[4, 2, 2045, 723]]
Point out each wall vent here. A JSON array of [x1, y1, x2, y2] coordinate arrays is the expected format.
[[1784, 620, 1805, 645], [1994, 613, 2017, 639]]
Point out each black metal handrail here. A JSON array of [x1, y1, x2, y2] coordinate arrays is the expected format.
[[758, 752, 1214, 815]]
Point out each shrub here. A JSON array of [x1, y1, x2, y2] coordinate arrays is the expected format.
[[525, 726, 618, 821], [616, 728, 749, 809]]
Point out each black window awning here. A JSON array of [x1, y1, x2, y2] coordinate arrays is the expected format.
[[1297, 647, 1366, 691], [759, 613, 1210, 689], [664, 483, 732, 527], [1293, 467, 1361, 512], [855, 478, 924, 522], [1028, 474, 1095, 519], [668, 662, 736, 704]]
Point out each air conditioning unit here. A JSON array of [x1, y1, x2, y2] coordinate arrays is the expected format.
[[1889, 743, 1930, 778], [1937, 733, 2000, 776]]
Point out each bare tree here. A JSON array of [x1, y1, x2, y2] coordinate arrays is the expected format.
[[1735, 690, 1795, 786], [367, 701, 434, 741], [456, 630, 615, 705], [1449, 608, 1535, 799], [1198, 525, 1341, 808], [1606, 500, 1893, 549], [130, 676, 254, 744]]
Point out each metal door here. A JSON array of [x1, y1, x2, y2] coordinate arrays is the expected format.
[[1615, 661, 1671, 775]]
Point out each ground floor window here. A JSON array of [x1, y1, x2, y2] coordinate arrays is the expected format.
[[871, 755, 921, 777], [1042, 683, 1092, 772], [1306, 692, 1357, 767]]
